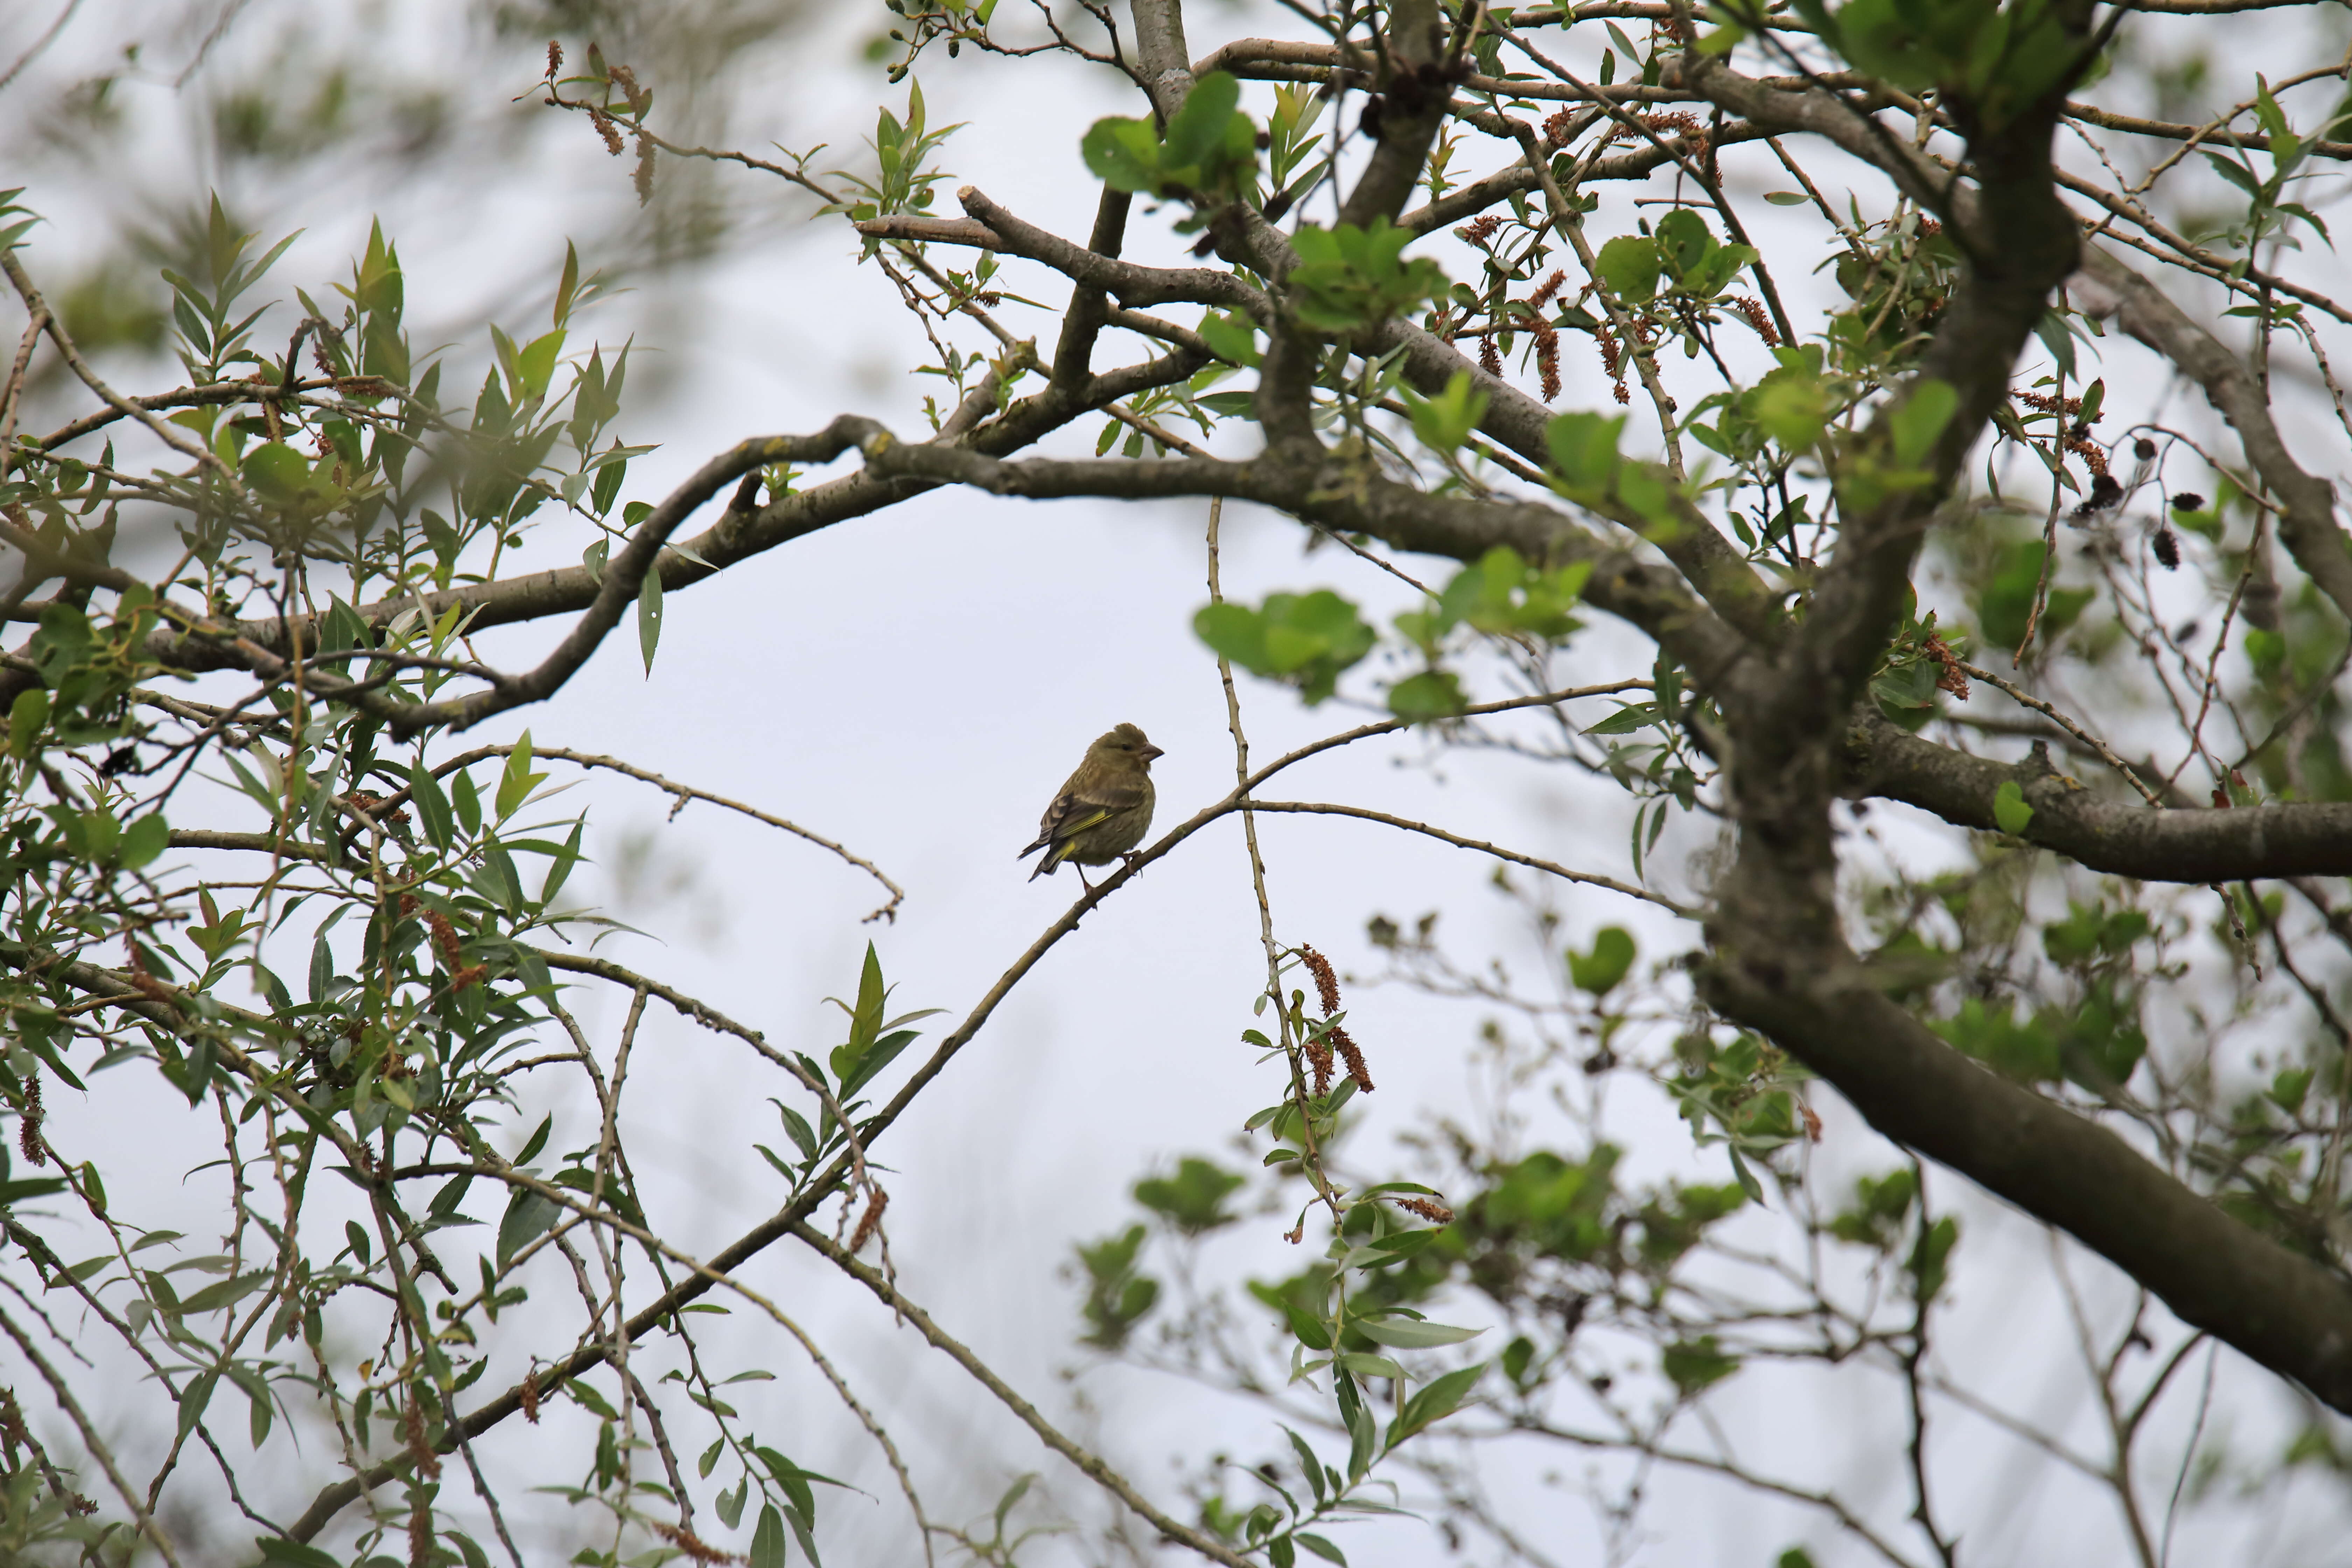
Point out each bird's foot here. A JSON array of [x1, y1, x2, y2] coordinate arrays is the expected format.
[[1121, 852, 1144, 875]]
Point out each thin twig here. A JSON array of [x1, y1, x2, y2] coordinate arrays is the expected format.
[[0, 1298, 187, 1568], [789, 1221, 1252, 1568]]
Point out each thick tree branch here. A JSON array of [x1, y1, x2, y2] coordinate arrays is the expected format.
[[1659, 1, 2352, 1430], [1130, 0, 1196, 124], [854, 439, 1749, 680], [135, 343, 1204, 698], [1848, 713, 2352, 881], [1702, 957, 2352, 1415]]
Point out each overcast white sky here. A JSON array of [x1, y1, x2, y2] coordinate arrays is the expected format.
[[5, 0, 2351, 1562]]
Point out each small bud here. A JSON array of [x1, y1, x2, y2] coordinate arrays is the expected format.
[[2134, 436, 2157, 461], [2169, 492, 2205, 512], [2152, 526, 2179, 569]]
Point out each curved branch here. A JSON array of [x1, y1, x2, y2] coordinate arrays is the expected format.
[[853, 438, 1751, 680], [1242, 800, 1693, 915], [372, 418, 889, 734]]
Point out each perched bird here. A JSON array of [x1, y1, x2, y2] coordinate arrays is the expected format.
[[1019, 723, 1164, 888]]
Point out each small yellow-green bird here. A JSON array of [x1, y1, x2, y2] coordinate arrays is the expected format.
[[1019, 723, 1164, 887]]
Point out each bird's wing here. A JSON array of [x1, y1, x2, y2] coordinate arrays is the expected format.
[[1018, 777, 1147, 858]]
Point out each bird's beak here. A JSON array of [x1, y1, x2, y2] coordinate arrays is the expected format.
[[1141, 745, 1166, 762]]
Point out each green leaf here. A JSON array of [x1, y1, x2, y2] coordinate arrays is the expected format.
[[1545, 411, 1626, 494], [1387, 669, 1466, 722], [1909, 1214, 1959, 1302], [1134, 1157, 1245, 1234], [1195, 591, 1375, 704], [1653, 208, 1714, 280], [514, 1113, 553, 1167], [515, 329, 565, 402], [1763, 190, 1810, 205], [1162, 70, 1241, 170], [8, 687, 48, 759], [1286, 218, 1450, 332], [240, 441, 312, 501], [1569, 926, 1636, 995], [836, 1029, 916, 1102], [119, 813, 170, 869], [175, 1269, 272, 1315], [1992, 779, 2034, 836], [1387, 1362, 1485, 1446], [0, 1177, 68, 1206], [749, 1502, 787, 1568], [1080, 117, 1166, 193], [1595, 234, 1660, 302], [497, 1188, 560, 1267], [496, 732, 543, 821], [1353, 1313, 1483, 1349], [637, 566, 664, 674], [1889, 378, 1959, 467], [1751, 373, 1828, 449], [1403, 369, 1489, 455], [1662, 1336, 1740, 1394], [408, 762, 455, 850]]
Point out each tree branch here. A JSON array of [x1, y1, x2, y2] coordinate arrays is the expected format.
[[1848, 713, 2352, 881]]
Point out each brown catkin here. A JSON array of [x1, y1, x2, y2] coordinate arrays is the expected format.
[[609, 63, 645, 112], [403, 1393, 442, 1479], [848, 1186, 889, 1254], [18, 1074, 42, 1168], [653, 1524, 742, 1564], [633, 134, 657, 206], [1595, 324, 1629, 404], [521, 1366, 541, 1424], [1297, 946, 1342, 1016], [2016, 389, 2089, 420], [546, 40, 563, 75], [1922, 632, 1969, 700], [1542, 107, 1577, 149], [427, 910, 463, 969], [1727, 294, 1780, 348], [1394, 1195, 1455, 1223], [1533, 318, 1561, 403], [588, 106, 625, 155], [1329, 1026, 1374, 1092], [1528, 270, 1567, 312], [1303, 1039, 1335, 1098]]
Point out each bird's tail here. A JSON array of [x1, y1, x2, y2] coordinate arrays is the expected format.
[[1024, 840, 1065, 881]]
